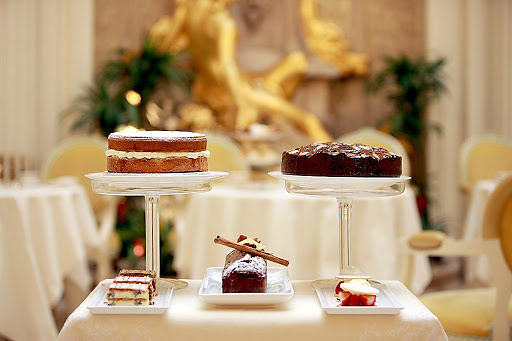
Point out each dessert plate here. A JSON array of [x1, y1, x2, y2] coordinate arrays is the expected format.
[[312, 281, 403, 315], [86, 279, 174, 314], [198, 267, 294, 306], [86, 171, 228, 196], [269, 172, 410, 198]]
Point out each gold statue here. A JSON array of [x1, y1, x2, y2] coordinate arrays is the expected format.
[[150, 0, 332, 142], [301, 0, 368, 76]]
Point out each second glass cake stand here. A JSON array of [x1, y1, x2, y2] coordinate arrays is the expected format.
[[269, 172, 410, 279], [86, 171, 228, 283]]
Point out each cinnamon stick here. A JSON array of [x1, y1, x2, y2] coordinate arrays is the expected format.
[[214, 235, 289, 267]]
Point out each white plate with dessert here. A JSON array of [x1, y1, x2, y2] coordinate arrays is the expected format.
[[198, 267, 293, 306], [198, 235, 293, 306], [312, 279, 403, 315], [86, 270, 173, 314]]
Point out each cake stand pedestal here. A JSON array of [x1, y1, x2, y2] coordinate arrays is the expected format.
[[86, 171, 228, 283], [269, 172, 410, 278]]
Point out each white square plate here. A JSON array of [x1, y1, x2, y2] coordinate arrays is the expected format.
[[198, 267, 293, 306], [86, 279, 173, 314], [313, 282, 403, 314]]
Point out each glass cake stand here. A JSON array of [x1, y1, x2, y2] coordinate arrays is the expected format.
[[86, 171, 228, 282], [269, 172, 410, 279]]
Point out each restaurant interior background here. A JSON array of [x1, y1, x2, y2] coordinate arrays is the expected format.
[[1, 0, 511, 340]]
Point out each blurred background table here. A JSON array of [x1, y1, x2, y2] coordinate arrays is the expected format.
[[0, 181, 97, 340], [175, 182, 431, 294], [58, 280, 447, 340]]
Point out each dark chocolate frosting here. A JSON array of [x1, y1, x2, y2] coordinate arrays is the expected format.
[[281, 142, 402, 177], [286, 142, 397, 160]]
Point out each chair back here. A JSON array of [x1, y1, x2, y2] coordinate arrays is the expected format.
[[482, 174, 512, 272], [205, 132, 249, 173], [338, 127, 411, 176], [460, 134, 512, 191], [41, 136, 108, 214]]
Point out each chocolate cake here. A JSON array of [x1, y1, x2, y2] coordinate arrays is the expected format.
[[222, 249, 267, 293], [281, 142, 401, 177], [106, 131, 209, 173]]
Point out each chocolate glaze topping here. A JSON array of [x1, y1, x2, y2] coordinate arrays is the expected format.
[[281, 142, 402, 177], [287, 142, 396, 160]]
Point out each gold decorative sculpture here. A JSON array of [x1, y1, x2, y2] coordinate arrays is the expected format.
[[300, 0, 368, 76], [150, 0, 332, 142]]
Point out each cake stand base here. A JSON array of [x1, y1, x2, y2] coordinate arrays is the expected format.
[[268, 172, 410, 280], [335, 266, 371, 280], [87, 171, 228, 281]]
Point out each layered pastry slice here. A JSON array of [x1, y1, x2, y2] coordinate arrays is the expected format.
[[335, 279, 379, 306], [106, 282, 151, 306], [106, 131, 209, 173], [118, 269, 157, 292], [113, 276, 155, 300], [105, 269, 157, 306]]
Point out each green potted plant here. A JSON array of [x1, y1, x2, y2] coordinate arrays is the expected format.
[[67, 37, 193, 136], [368, 55, 446, 230]]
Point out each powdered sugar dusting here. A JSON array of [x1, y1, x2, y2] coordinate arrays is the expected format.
[[109, 131, 205, 139], [285, 142, 397, 160], [222, 251, 267, 278]]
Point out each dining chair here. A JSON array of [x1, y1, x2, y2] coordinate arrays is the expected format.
[[402, 174, 512, 340], [459, 134, 512, 192], [41, 136, 119, 281], [205, 132, 249, 175], [338, 127, 411, 176]]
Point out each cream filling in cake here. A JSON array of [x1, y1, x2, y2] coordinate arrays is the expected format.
[[107, 299, 150, 306], [106, 149, 210, 159], [113, 276, 154, 285], [107, 290, 149, 299], [107, 283, 150, 300], [110, 131, 203, 138]]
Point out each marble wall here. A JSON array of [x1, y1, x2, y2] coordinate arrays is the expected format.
[[94, 0, 174, 72], [94, 0, 424, 138]]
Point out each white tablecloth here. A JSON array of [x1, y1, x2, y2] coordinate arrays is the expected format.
[[0, 183, 97, 340], [463, 179, 500, 283], [175, 183, 431, 294], [58, 280, 447, 340]]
